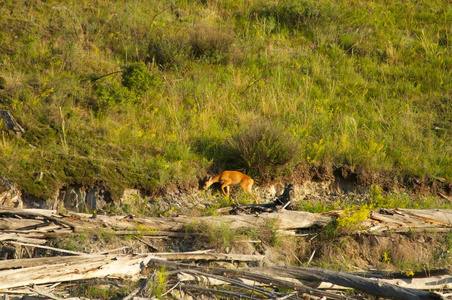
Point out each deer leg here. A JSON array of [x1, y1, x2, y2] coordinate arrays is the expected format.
[[225, 185, 230, 198], [221, 182, 230, 198]]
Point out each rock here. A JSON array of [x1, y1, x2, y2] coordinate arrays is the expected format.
[[0, 177, 23, 208], [0, 110, 25, 137], [57, 181, 109, 213]]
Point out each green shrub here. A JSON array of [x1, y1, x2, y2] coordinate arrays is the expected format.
[[94, 81, 137, 111], [226, 121, 300, 178], [121, 62, 158, 95]]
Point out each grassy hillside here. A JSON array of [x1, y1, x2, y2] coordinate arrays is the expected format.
[[0, 0, 451, 200]]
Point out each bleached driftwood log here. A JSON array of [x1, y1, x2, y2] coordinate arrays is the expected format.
[[0, 207, 330, 233], [0, 251, 264, 290], [0, 254, 153, 290]]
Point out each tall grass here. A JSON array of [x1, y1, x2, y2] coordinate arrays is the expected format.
[[0, 0, 450, 199]]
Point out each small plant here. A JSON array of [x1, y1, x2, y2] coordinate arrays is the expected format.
[[69, 280, 132, 299], [260, 218, 282, 247], [200, 194, 234, 216], [381, 251, 392, 265], [321, 219, 338, 239], [149, 267, 168, 299], [148, 33, 189, 68], [184, 221, 245, 250], [94, 81, 137, 111], [296, 201, 335, 213], [336, 204, 372, 230]]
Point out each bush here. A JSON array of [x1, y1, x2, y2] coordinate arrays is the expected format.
[[188, 24, 234, 63], [250, 0, 323, 31], [93, 81, 137, 111], [227, 121, 300, 178], [121, 62, 157, 95], [148, 34, 189, 68]]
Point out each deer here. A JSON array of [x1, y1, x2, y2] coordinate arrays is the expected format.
[[202, 170, 258, 203]]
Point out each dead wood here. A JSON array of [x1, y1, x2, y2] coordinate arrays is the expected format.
[[153, 250, 265, 262], [5, 241, 86, 256], [28, 285, 64, 300], [0, 254, 153, 290], [0, 207, 330, 234], [272, 266, 444, 300], [148, 258, 444, 300], [147, 258, 350, 300]]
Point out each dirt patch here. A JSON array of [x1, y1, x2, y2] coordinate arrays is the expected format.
[[310, 231, 450, 272]]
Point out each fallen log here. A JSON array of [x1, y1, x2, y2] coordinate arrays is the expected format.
[[0, 207, 331, 233], [0, 251, 263, 273], [148, 259, 444, 300], [148, 258, 349, 300], [272, 266, 444, 300], [0, 253, 153, 290]]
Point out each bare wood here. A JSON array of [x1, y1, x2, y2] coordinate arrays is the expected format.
[[272, 266, 444, 300], [0, 206, 331, 234], [6, 241, 86, 256], [28, 285, 64, 300], [0, 233, 47, 244], [180, 284, 257, 299], [147, 258, 349, 300], [148, 259, 444, 300], [0, 251, 262, 272], [0, 254, 153, 290], [0, 256, 84, 270], [177, 269, 282, 298], [153, 250, 265, 262]]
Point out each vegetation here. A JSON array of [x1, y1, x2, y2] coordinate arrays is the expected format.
[[0, 0, 450, 200]]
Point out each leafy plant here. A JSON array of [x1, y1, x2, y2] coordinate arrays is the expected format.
[[149, 267, 168, 299]]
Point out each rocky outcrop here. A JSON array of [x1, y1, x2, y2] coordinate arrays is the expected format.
[[57, 181, 110, 213], [0, 178, 23, 209], [0, 110, 25, 137]]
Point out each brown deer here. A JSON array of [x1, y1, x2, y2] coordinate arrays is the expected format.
[[202, 170, 258, 203]]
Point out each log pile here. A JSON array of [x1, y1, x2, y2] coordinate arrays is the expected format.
[[0, 206, 451, 299]]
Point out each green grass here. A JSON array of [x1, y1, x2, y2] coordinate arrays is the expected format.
[[0, 0, 450, 200]]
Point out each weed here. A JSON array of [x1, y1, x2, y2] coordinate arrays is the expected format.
[[68, 279, 132, 300], [381, 251, 392, 265], [260, 218, 282, 247], [336, 204, 372, 230], [149, 267, 168, 299]]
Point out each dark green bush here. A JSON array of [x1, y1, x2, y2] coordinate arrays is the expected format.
[[227, 121, 300, 178], [121, 62, 157, 95], [94, 82, 137, 110]]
